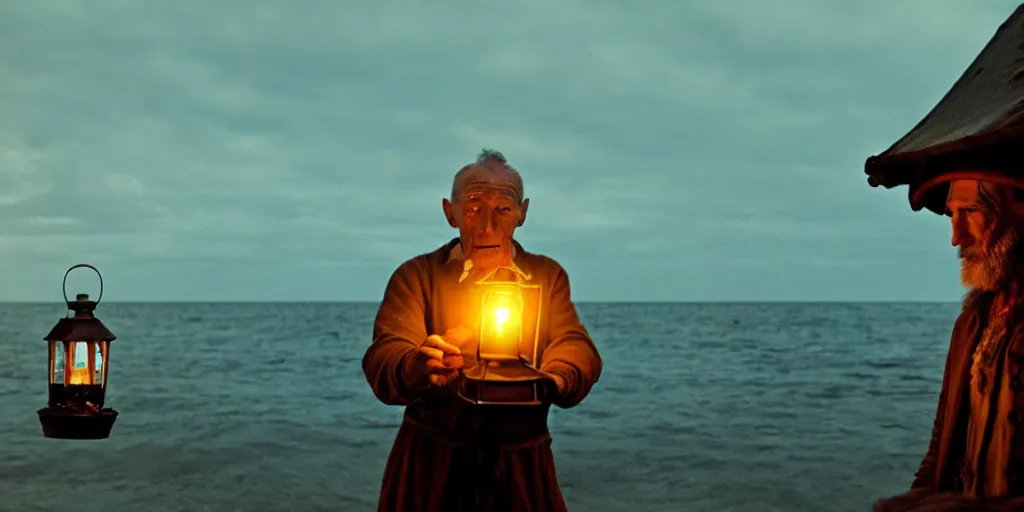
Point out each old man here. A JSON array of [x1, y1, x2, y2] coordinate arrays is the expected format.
[[362, 149, 603, 511], [875, 177, 1024, 511]]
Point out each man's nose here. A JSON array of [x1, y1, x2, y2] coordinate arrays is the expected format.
[[951, 221, 970, 248], [481, 211, 496, 234]]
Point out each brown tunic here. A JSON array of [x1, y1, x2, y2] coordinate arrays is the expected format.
[[363, 238, 603, 512], [883, 292, 1024, 511]]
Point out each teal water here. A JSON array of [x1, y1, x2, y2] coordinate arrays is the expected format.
[[0, 302, 959, 511]]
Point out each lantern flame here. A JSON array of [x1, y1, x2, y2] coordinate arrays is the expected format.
[[494, 307, 510, 335], [64, 341, 102, 385], [480, 287, 523, 361], [68, 369, 92, 385]]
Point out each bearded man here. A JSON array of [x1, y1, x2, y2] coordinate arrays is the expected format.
[[875, 178, 1024, 511], [362, 149, 603, 512]]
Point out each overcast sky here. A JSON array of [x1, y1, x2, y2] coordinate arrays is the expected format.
[[1, 1, 1019, 302]]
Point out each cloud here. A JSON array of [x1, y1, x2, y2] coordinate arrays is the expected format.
[[0, 0, 1019, 300]]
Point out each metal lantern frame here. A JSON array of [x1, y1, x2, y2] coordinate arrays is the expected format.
[[457, 270, 552, 407], [37, 264, 120, 440]]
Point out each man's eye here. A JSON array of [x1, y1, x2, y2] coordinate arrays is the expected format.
[[948, 207, 977, 216]]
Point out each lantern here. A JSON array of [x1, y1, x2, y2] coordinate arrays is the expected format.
[[458, 272, 553, 406], [37, 264, 120, 440]]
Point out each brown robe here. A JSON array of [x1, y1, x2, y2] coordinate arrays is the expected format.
[[363, 238, 603, 512], [879, 292, 1024, 511]]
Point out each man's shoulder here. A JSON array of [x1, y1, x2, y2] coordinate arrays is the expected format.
[[393, 244, 449, 273], [517, 247, 568, 276], [946, 290, 994, 350], [961, 290, 988, 313]]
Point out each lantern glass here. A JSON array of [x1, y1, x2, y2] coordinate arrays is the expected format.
[[52, 341, 108, 387], [479, 285, 524, 361], [49, 341, 65, 385]]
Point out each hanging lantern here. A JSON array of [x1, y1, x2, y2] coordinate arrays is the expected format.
[[458, 272, 552, 406], [37, 264, 120, 440]]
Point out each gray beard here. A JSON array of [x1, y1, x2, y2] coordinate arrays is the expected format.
[[960, 226, 1019, 292]]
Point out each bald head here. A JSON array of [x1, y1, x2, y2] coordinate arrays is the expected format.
[[450, 149, 524, 202]]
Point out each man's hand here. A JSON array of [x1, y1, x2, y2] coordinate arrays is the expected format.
[[401, 327, 472, 390]]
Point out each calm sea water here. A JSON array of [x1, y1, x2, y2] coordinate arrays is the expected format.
[[0, 301, 961, 512]]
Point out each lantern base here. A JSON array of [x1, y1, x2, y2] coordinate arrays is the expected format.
[[458, 362, 553, 406], [37, 407, 118, 440]]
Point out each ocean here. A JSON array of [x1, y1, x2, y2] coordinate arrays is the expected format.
[[0, 301, 960, 512]]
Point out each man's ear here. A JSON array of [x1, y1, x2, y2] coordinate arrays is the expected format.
[[442, 198, 458, 228], [518, 198, 529, 227]]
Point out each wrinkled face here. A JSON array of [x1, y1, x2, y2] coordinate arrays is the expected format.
[[946, 179, 1019, 291], [442, 167, 529, 269]]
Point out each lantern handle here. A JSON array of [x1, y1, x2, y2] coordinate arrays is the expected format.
[[62, 264, 104, 306]]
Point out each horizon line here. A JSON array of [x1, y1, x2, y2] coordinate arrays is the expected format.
[[0, 299, 963, 305]]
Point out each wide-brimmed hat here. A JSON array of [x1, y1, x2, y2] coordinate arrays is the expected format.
[[864, 4, 1024, 215]]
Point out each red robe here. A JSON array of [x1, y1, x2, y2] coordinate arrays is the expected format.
[[363, 239, 603, 511]]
